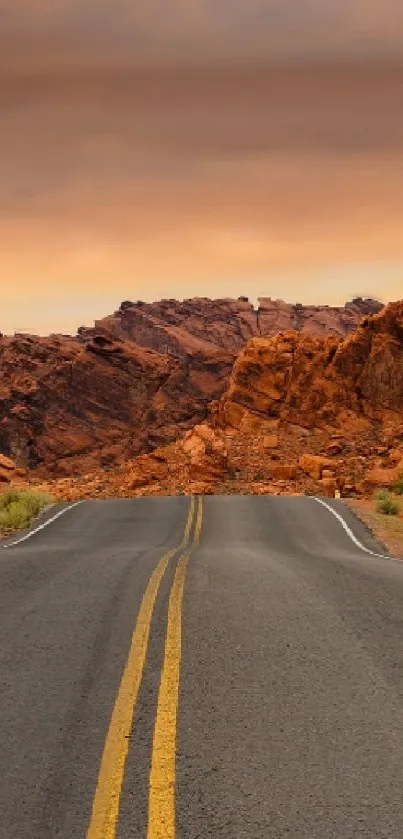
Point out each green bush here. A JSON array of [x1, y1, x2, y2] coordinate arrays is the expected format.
[[375, 489, 399, 516], [393, 473, 403, 496], [375, 488, 389, 501], [0, 488, 22, 508], [0, 488, 54, 533]]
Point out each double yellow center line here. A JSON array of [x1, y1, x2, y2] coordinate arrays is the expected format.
[[86, 495, 203, 839]]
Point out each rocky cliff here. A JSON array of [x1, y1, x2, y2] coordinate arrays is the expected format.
[[208, 299, 403, 496], [0, 331, 233, 477], [25, 300, 402, 500], [0, 295, 384, 479], [216, 300, 403, 430], [79, 295, 383, 354]]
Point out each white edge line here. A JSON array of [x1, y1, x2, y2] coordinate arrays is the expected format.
[[1, 501, 84, 549], [313, 497, 395, 561]]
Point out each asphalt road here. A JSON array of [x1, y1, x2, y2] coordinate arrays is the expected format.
[[1, 495, 403, 838]]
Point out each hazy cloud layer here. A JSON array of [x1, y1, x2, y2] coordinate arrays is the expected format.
[[1, 2, 403, 333], [1, 1, 403, 67], [1, 66, 403, 333]]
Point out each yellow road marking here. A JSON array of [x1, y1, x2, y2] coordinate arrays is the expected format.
[[147, 496, 203, 839], [86, 496, 196, 839]]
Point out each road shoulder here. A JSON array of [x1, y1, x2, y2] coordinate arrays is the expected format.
[[0, 500, 79, 548], [344, 497, 403, 560]]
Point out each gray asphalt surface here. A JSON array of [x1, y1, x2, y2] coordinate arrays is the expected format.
[[1, 495, 403, 837]]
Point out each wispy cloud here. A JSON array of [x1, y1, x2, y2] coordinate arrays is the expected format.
[[1, 5, 403, 333], [1, 65, 403, 334], [1, 1, 403, 68]]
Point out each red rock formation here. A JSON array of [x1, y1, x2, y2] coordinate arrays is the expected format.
[[210, 299, 403, 496], [216, 299, 403, 430], [0, 333, 167, 473], [0, 331, 233, 477], [0, 453, 17, 484], [80, 295, 383, 354], [26, 300, 402, 501], [1, 296, 381, 479]]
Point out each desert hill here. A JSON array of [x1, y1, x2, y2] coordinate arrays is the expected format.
[[0, 296, 381, 480], [7, 298, 401, 501], [79, 295, 382, 354]]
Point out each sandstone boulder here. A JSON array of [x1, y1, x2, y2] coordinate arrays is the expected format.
[[182, 424, 228, 482], [389, 448, 403, 465], [0, 453, 15, 471], [270, 464, 298, 480], [364, 464, 403, 489], [299, 454, 335, 480], [263, 435, 279, 450], [0, 452, 16, 484], [319, 477, 338, 497]]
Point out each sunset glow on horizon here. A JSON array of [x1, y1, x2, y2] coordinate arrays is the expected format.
[[1, 5, 403, 334]]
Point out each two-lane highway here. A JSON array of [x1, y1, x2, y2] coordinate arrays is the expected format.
[[1, 495, 403, 837]]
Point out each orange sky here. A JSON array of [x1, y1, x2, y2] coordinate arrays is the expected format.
[[1, 10, 403, 334], [2, 2, 403, 66]]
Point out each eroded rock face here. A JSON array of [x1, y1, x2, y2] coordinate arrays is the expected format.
[[0, 332, 233, 477], [80, 295, 383, 354], [299, 454, 335, 480], [216, 301, 403, 431], [182, 423, 228, 487], [25, 301, 402, 501], [1, 295, 381, 479], [0, 453, 17, 484], [210, 300, 403, 496]]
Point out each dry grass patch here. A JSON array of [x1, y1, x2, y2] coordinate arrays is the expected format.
[[375, 489, 400, 516], [0, 488, 54, 535], [346, 497, 403, 559]]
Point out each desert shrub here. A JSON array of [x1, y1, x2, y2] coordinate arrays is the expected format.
[[374, 488, 389, 502], [0, 488, 22, 508], [375, 490, 399, 516], [393, 473, 403, 496], [0, 489, 54, 533]]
